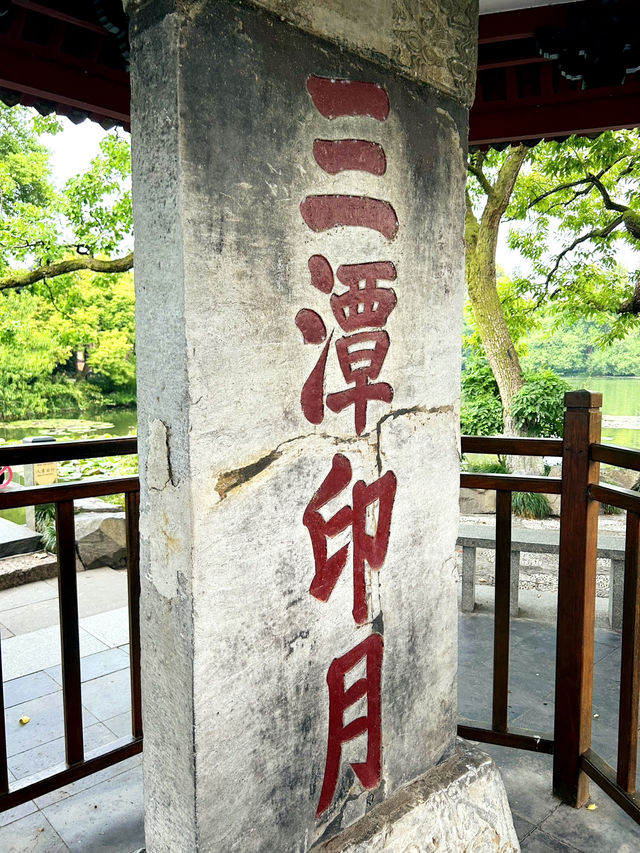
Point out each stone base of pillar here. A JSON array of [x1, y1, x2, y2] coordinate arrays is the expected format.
[[316, 741, 520, 853]]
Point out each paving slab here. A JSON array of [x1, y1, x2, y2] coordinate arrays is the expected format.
[[80, 668, 132, 722], [103, 712, 133, 739], [42, 764, 144, 853], [0, 579, 57, 613], [521, 829, 581, 852], [34, 754, 142, 810], [0, 810, 69, 852], [8, 722, 117, 781], [540, 779, 640, 851], [75, 568, 128, 617], [4, 691, 99, 757], [1, 625, 108, 680], [45, 647, 130, 687], [80, 607, 130, 648], [513, 815, 536, 845], [0, 595, 60, 635], [3, 671, 60, 709], [0, 798, 38, 828]]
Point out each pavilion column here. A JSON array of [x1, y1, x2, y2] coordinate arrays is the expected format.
[[125, 1, 518, 850]]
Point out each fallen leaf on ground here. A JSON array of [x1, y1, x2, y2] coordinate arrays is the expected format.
[[19, 715, 30, 725], [586, 803, 597, 811]]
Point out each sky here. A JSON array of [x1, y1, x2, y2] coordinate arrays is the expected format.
[[45, 116, 124, 188]]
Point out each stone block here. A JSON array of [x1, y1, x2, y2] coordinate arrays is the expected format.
[[74, 512, 127, 570], [460, 488, 496, 515], [318, 742, 519, 852], [601, 464, 640, 491], [74, 497, 123, 514]]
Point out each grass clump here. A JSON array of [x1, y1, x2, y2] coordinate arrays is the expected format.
[[513, 492, 550, 519], [463, 459, 509, 474]]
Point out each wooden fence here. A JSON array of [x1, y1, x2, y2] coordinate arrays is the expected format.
[[0, 437, 141, 810], [0, 389, 638, 825], [459, 390, 640, 825]]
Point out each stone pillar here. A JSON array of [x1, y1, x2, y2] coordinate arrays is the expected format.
[[510, 550, 520, 618], [610, 557, 624, 631], [126, 1, 518, 851], [461, 545, 476, 612]]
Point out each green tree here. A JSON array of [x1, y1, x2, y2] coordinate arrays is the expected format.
[[0, 103, 133, 292], [509, 130, 640, 338], [0, 103, 135, 419], [0, 271, 136, 419], [465, 131, 640, 440]]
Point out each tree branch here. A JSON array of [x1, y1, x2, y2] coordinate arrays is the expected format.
[[0, 252, 134, 292], [482, 145, 528, 229], [528, 156, 635, 211], [528, 177, 594, 209], [544, 215, 625, 287], [586, 172, 629, 212], [618, 275, 640, 315], [467, 159, 494, 197]]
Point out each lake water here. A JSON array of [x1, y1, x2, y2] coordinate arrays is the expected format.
[[568, 375, 640, 449], [0, 408, 137, 444], [0, 408, 137, 526]]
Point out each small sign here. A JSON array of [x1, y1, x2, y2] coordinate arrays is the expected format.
[[34, 462, 57, 486]]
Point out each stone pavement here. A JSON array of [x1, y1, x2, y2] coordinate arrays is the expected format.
[[0, 568, 144, 852], [460, 611, 640, 852], [0, 569, 638, 851]]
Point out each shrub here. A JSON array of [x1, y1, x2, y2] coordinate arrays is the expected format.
[[34, 503, 56, 552], [460, 357, 503, 436], [510, 371, 570, 437]]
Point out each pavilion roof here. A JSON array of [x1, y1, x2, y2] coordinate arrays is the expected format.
[[0, 0, 638, 145]]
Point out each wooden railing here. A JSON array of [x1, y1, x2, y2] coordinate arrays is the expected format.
[[458, 433, 559, 757], [1, 391, 639, 823], [458, 389, 640, 826], [0, 437, 140, 811]]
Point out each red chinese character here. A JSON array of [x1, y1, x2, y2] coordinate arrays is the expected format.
[[297, 259, 396, 434], [300, 195, 398, 240], [313, 139, 387, 176], [306, 76, 390, 121], [327, 332, 393, 436], [316, 633, 383, 817], [331, 262, 397, 332], [304, 453, 397, 624]]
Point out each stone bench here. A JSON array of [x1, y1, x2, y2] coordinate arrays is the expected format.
[[457, 523, 626, 630]]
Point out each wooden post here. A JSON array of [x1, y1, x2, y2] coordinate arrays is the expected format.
[[553, 390, 602, 806], [493, 490, 512, 733], [616, 511, 640, 792]]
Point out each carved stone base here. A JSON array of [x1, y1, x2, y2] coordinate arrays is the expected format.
[[315, 742, 520, 852]]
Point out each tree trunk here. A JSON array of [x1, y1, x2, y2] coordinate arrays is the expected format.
[[465, 224, 524, 427], [465, 146, 543, 474]]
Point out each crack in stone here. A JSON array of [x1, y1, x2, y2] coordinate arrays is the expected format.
[[215, 404, 454, 499], [215, 447, 283, 500], [214, 431, 363, 500], [375, 404, 453, 474]]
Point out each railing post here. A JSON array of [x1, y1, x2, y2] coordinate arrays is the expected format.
[[553, 389, 602, 806], [493, 490, 512, 733]]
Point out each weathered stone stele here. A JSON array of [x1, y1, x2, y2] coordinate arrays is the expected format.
[[127, 0, 518, 851], [246, 0, 479, 107]]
